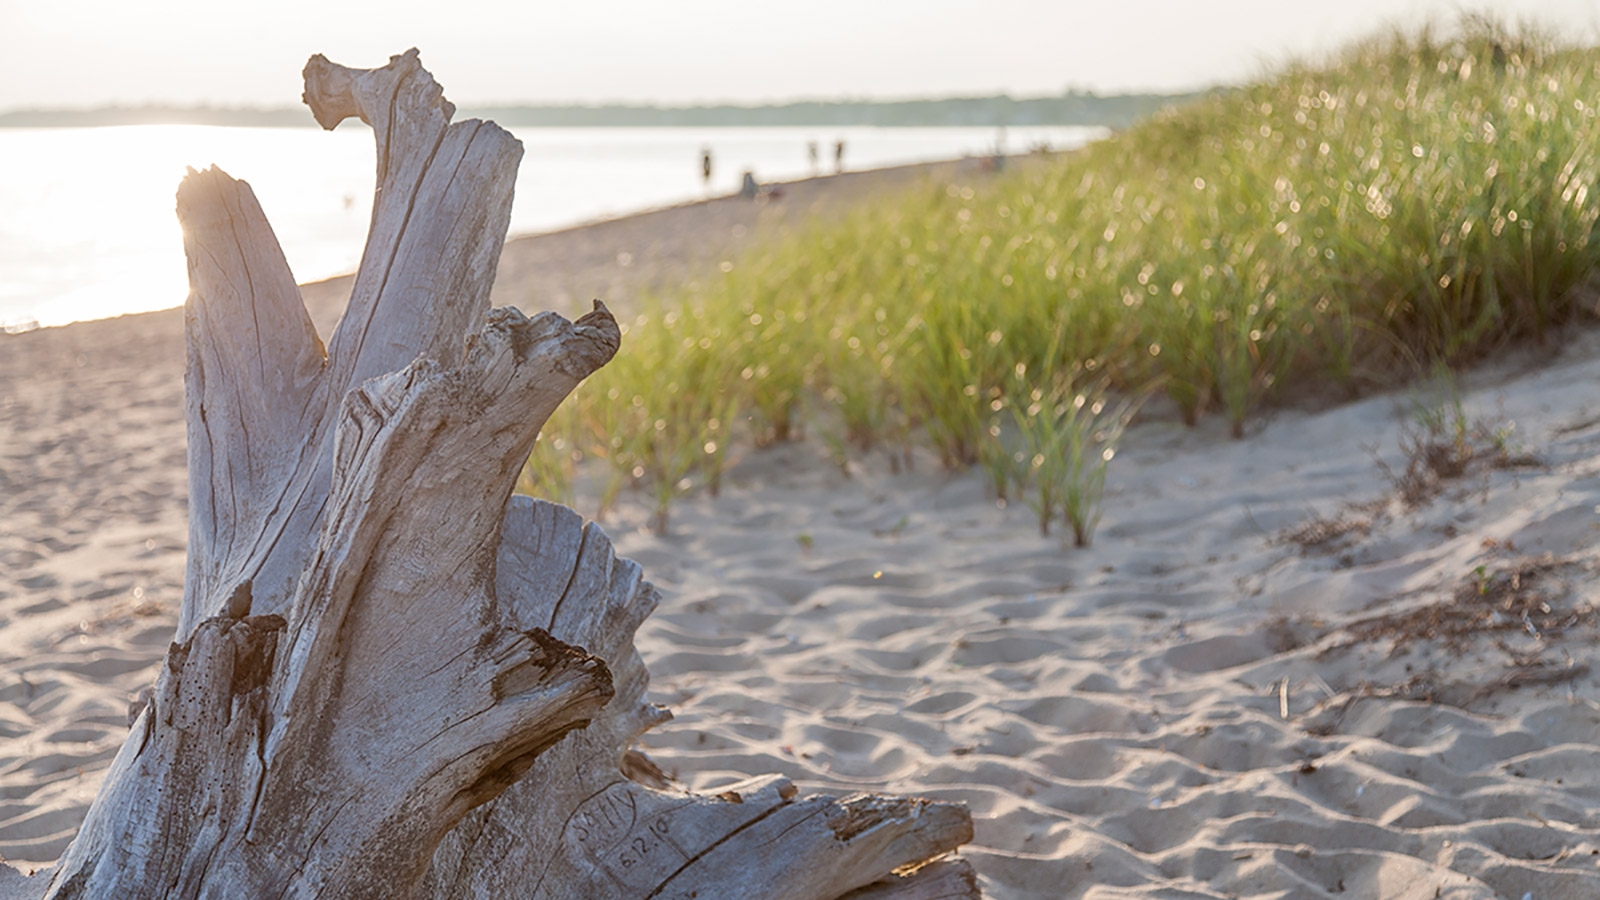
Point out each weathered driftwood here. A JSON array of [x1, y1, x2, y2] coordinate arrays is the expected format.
[[2, 50, 976, 900]]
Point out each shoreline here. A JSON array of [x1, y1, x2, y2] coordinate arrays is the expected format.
[[0, 151, 1045, 337]]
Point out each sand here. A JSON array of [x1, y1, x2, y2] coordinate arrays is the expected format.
[[5, 159, 1600, 899]]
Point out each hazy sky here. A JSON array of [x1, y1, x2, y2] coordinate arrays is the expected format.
[[2, 0, 1597, 110]]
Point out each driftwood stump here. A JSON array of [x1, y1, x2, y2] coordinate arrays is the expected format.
[[0, 51, 976, 900]]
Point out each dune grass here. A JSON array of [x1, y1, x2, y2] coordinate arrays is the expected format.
[[526, 16, 1600, 539]]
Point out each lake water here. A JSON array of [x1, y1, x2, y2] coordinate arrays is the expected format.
[[0, 124, 1103, 330]]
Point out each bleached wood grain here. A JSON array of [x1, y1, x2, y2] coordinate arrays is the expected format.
[[4, 48, 977, 900]]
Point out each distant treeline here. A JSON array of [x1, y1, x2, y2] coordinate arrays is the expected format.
[[470, 92, 1204, 128], [0, 91, 1203, 130], [0, 106, 314, 128]]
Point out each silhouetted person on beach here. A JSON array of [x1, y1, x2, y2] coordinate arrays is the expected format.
[[701, 146, 713, 189], [834, 139, 846, 173], [740, 170, 759, 199], [808, 140, 819, 175]]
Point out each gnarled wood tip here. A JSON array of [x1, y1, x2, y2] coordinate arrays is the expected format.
[[302, 48, 453, 130], [570, 299, 622, 374], [301, 53, 361, 129]]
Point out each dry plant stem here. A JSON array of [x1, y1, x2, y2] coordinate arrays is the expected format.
[[10, 49, 976, 900]]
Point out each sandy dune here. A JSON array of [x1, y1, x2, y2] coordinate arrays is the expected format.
[[5, 161, 1600, 898]]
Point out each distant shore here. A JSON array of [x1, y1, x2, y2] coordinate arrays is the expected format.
[[0, 90, 1200, 130], [0, 152, 1048, 336]]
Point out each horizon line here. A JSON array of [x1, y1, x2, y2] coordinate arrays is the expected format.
[[0, 86, 1218, 119]]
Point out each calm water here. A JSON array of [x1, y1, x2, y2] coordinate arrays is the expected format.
[[0, 124, 1103, 330]]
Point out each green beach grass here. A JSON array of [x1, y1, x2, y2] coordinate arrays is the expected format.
[[525, 16, 1600, 540]]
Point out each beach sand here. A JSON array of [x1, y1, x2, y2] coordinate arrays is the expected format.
[[5, 159, 1600, 898]]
